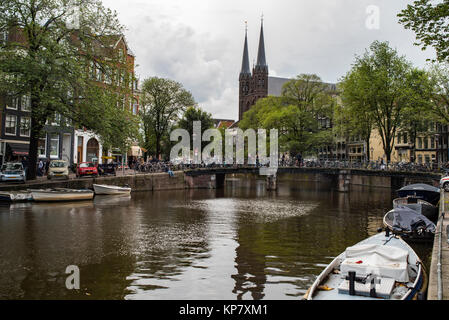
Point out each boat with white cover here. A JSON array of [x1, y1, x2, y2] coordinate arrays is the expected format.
[[303, 231, 426, 300], [30, 188, 94, 202], [93, 184, 131, 195]]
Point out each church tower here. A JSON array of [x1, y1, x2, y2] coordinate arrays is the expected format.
[[238, 19, 268, 122], [239, 24, 252, 122], [253, 18, 268, 102]]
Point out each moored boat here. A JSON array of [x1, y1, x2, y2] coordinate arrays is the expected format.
[[30, 188, 94, 202], [303, 231, 426, 300], [393, 196, 438, 221], [383, 206, 436, 241], [397, 183, 440, 206], [0, 191, 33, 202], [93, 184, 131, 195]]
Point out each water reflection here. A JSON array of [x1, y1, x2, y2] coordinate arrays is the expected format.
[[0, 177, 432, 300]]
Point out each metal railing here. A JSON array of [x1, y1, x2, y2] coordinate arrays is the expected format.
[[127, 159, 447, 175]]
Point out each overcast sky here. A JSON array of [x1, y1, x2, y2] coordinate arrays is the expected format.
[[102, 0, 436, 121]]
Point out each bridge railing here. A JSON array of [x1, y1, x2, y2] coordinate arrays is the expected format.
[[131, 159, 447, 175]]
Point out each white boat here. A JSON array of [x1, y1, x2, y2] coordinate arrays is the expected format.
[[30, 188, 94, 202], [0, 191, 33, 202], [303, 231, 427, 300], [93, 184, 131, 195]]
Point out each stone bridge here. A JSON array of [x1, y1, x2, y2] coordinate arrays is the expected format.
[[184, 166, 443, 192]]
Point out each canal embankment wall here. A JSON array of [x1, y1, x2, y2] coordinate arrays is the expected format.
[[428, 191, 449, 300], [0, 169, 441, 192]]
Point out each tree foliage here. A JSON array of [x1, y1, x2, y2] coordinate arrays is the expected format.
[[240, 74, 335, 157], [339, 41, 431, 162], [0, 0, 136, 179], [139, 77, 195, 158], [177, 106, 214, 150], [398, 0, 449, 62]]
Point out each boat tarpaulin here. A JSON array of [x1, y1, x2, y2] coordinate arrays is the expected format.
[[390, 206, 436, 234], [398, 183, 440, 193], [341, 244, 409, 282]]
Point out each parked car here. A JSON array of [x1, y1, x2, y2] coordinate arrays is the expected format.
[[76, 162, 98, 178], [440, 175, 449, 192], [48, 160, 69, 180], [0, 162, 26, 183]]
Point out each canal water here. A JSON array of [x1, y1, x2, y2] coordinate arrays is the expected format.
[[0, 176, 433, 300]]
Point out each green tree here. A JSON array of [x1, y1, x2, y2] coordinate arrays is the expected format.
[[0, 0, 128, 179], [398, 0, 449, 62], [338, 70, 375, 161], [427, 62, 449, 123], [139, 77, 195, 159], [177, 106, 214, 150], [240, 74, 335, 157], [340, 41, 427, 162]]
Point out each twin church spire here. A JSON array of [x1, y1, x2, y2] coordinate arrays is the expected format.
[[240, 19, 267, 76], [238, 18, 269, 121]]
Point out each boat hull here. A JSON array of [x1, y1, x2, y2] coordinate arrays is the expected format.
[[93, 184, 131, 195], [30, 189, 94, 202]]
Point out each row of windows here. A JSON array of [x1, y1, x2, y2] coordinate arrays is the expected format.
[[417, 154, 436, 164], [5, 114, 30, 137], [37, 134, 60, 158], [397, 133, 437, 149], [6, 95, 31, 112], [90, 62, 137, 90]]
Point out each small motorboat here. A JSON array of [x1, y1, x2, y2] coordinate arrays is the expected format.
[[393, 196, 438, 221], [383, 205, 436, 241], [93, 184, 131, 195], [30, 188, 94, 202], [303, 231, 426, 300], [0, 191, 33, 202], [397, 183, 440, 206]]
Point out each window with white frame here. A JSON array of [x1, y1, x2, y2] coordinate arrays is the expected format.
[[38, 134, 47, 158], [20, 117, 31, 137], [5, 115, 17, 135], [21, 95, 31, 111], [7, 97, 19, 110], [49, 133, 59, 158]]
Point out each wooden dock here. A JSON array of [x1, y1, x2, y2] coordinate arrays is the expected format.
[[427, 191, 449, 300]]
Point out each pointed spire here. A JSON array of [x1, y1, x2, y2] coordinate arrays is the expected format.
[[240, 22, 251, 76], [256, 16, 267, 69]]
